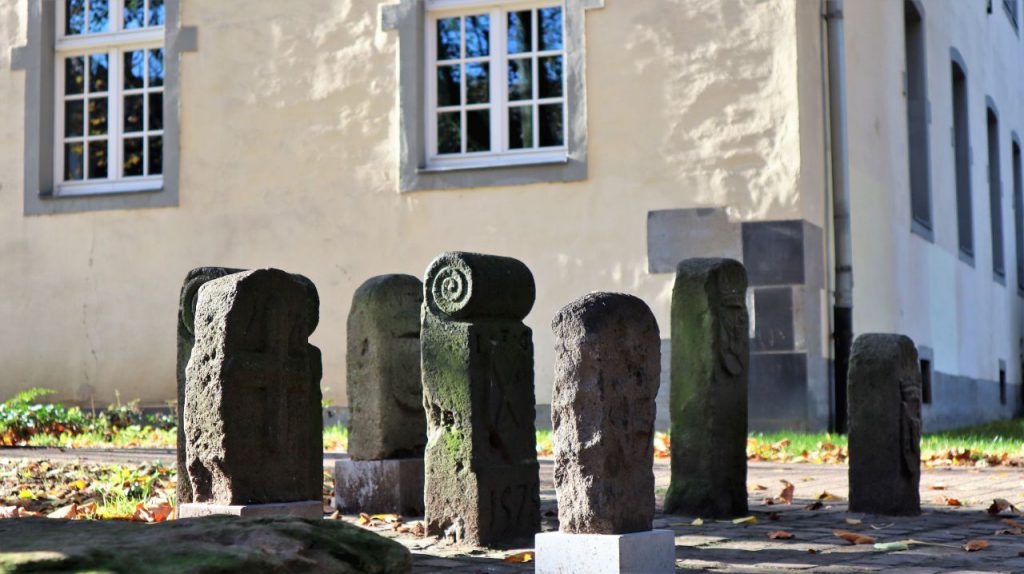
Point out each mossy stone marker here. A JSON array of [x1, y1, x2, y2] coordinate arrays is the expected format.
[[536, 292, 675, 574], [175, 266, 241, 504], [336, 273, 426, 515], [664, 258, 749, 519], [180, 268, 323, 518], [848, 333, 922, 516], [421, 251, 540, 546]]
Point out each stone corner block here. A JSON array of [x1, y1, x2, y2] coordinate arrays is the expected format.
[[334, 458, 425, 516], [535, 529, 675, 574]]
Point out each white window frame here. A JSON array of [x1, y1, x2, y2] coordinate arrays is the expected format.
[[54, 0, 164, 196], [425, 0, 567, 171]]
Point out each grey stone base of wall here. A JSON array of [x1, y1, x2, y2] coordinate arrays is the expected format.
[[923, 373, 1022, 432]]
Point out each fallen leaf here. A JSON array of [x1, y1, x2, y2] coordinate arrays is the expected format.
[[1002, 518, 1024, 530], [328, 510, 341, 520], [807, 548, 820, 554], [503, 551, 534, 563], [818, 491, 842, 501], [987, 498, 1020, 516], [870, 523, 895, 530], [768, 530, 794, 539], [833, 530, 876, 545], [732, 516, 758, 525], [750, 484, 768, 492], [777, 481, 795, 505], [963, 539, 989, 552], [944, 498, 963, 507], [47, 503, 78, 520], [928, 485, 946, 490], [690, 518, 704, 526], [767, 512, 781, 521], [763, 497, 775, 505], [845, 518, 863, 525], [804, 501, 824, 511], [357, 512, 372, 525], [371, 513, 403, 524]]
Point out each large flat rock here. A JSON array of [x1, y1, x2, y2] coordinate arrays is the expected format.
[[0, 516, 411, 574]]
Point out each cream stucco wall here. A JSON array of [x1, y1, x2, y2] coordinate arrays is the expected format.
[[845, 0, 1023, 397], [0, 0, 816, 409]]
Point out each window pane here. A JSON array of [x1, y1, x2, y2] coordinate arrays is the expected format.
[[150, 0, 165, 26], [89, 0, 110, 33], [88, 98, 108, 135], [66, 0, 86, 35], [65, 56, 85, 95], [437, 65, 461, 107], [539, 56, 562, 99], [65, 142, 85, 180], [123, 137, 144, 176], [124, 94, 144, 132], [89, 54, 109, 93], [149, 136, 163, 175], [509, 106, 533, 149], [538, 7, 563, 51], [437, 17, 461, 60], [65, 100, 84, 137], [149, 93, 163, 131], [437, 112, 461, 154], [88, 140, 108, 179], [465, 14, 489, 58], [539, 103, 563, 147], [124, 51, 145, 89], [467, 110, 490, 152], [508, 58, 532, 101], [149, 49, 164, 87], [508, 11, 532, 54], [465, 63, 489, 104], [124, 0, 145, 29]]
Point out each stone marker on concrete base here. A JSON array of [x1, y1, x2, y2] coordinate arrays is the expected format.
[[664, 258, 749, 519], [848, 333, 922, 516], [421, 251, 540, 546], [177, 501, 323, 519], [335, 274, 426, 515], [181, 268, 323, 519], [537, 292, 674, 574]]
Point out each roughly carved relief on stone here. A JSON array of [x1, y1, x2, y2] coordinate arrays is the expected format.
[[900, 368, 922, 477]]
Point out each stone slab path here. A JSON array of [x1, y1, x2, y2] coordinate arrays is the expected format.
[[4, 449, 1023, 572]]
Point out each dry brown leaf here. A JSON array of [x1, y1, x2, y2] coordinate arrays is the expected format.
[[987, 498, 1020, 516], [768, 530, 794, 540], [944, 498, 963, 507], [928, 485, 947, 490], [778, 481, 795, 505], [732, 516, 758, 525], [833, 530, 876, 545], [357, 512, 372, 525], [818, 491, 842, 501], [1002, 518, 1024, 530], [328, 510, 341, 520], [763, 497, 775, 506], [767, 512, 781, 521], [804, 501, 824, 511], [131, 501, 173, 523], [963, 539, 989, 552], [750, 484, 768, 492], [47, 503, 79, 519], [503, 551, 534, 563]]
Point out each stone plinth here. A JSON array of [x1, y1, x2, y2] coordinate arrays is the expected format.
[[535, 530, 676, 574], [177, 501, 323, 519], [421, 251, 540, 546], [848, 333, 922, 516], [551, 292, 660, 534], [184, 268, 322, 509], [347, 274, 425, 461], [664, 258, 749, 519], [334, 458, 425, 516]]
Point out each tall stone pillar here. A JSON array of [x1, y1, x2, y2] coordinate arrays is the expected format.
[[421, 252, 540, 546], [664, 258, 749, 519]]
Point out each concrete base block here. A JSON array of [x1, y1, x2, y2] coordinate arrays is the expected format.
[[535, 529, 675, 574], [177, 501, 323, 519], [334, 458, 424, 516]]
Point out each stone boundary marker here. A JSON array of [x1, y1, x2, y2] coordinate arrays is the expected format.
[[848, 333, 922, 516], [665, 258, 749, 518], [536, 292, 674, 574], [178, 268, 323, 519], [421, 251, 540, 546], [336, 274, 426, 516]]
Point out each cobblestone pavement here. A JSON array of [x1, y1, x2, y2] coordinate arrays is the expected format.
[[358, 460, 1024, 573]]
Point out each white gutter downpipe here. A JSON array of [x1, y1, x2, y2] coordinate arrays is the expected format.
[[825, 0, 854, 433]]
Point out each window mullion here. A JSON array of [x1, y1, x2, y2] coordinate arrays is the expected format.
[[496, 8, 507, 154], [111, 48, 122, 181]]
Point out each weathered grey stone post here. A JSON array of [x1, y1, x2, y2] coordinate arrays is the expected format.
[[664, 258, 749, 519], [175, 266, 242, 504], [421, 251, 540, 546], [179, 268, 323, 519], [335, 274, 426, 515], [536, 293, 674, 574], [848, 333, 921, 516]]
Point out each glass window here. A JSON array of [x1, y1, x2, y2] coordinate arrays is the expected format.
[[427, 4, 566, 167], [56, 0, 165, 192]]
